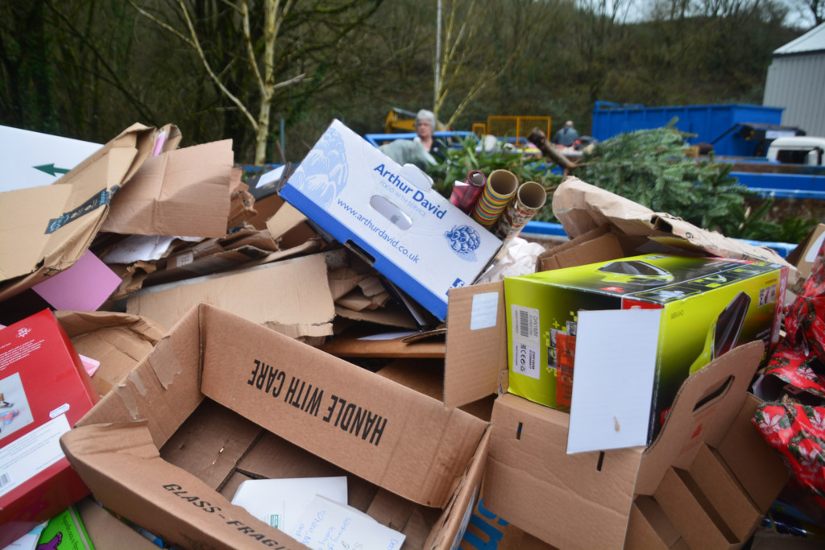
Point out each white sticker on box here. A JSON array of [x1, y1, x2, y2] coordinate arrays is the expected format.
[[174, 251, 195, 267], [470, 292, 499, 330], [512, 305, 540, 380], [0, 414, 70, 498]]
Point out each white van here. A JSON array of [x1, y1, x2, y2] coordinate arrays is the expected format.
[[767, 136, 825, 166]]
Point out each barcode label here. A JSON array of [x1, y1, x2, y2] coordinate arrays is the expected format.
[[518, 310, 529, 337], [512, 305, 540, 380], [0, 473, 9, 488], [512, 305, 539, 340], [759, 286, 776, 307]]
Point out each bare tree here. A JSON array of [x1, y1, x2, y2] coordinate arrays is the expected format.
[[130, 0, 307, 163], [432, 0, 530, 128]]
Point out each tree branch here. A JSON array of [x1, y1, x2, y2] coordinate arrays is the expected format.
[[175, 0, 258, 130], [240, 0, 265, 97]]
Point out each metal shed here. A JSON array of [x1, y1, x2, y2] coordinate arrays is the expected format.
[[763, 23, 825, 137]]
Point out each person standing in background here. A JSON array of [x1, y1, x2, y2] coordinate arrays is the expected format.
[[414, 109, 446, 162], [552, 120, 579, 147]]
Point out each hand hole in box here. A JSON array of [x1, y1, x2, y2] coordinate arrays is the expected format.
[[692, 375, 734, 414], [370, 195, 413, 230]]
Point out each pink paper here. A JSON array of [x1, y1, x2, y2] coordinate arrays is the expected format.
[[32, 251, 121, 311]]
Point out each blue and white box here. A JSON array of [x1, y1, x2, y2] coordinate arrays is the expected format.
[[280, 120, 502, 320]]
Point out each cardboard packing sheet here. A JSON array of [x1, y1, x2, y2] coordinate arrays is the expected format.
[[60, 304, 489, 549], [0, 123, 166, 302], [127, 252, 335, 340], [56, 310, 163, 397], [101, 140, 234, 238]]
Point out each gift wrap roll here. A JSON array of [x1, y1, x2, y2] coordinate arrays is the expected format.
[[472, 169, 518, 227], [495, 181, 547, 240], [449, 170, 486, 214]]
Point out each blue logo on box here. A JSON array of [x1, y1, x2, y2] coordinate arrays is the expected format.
[[445, 225, 481, 261], [289, 127, 348, 207]]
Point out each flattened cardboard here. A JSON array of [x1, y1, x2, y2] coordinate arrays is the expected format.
[[335, 304, 417, 329], [0, 123, 160, 301], [143, 228, 279, 287], [552, 177, 792, 268], [101, 140, 233, 237], [443, 282, 507, 408], [127, 253, 335, 339], [63, 304, 490, 549], [321, 330, 445, 359], [57, 310, 163, 396]]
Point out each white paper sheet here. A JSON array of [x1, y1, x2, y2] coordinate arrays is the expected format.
[[231, 476, 347, 534], [290, 495, 405, 550], [567, 309, 662, 454]]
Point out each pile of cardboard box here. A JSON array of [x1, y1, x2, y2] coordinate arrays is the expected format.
[[1, 120, 822, 549]]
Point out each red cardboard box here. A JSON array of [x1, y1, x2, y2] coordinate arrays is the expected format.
[[0, 309, 97, 546]]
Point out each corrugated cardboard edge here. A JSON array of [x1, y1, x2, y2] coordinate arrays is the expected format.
[[635, 341, 765, 496], [444, 282, 507, 408], [425, 427, 491, 549], [77, 305, 204, 448]]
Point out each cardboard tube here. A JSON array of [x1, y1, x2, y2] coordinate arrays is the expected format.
[[472, 169, 518, 227], [494, 181, 547, 240], [449, 170, 486, 214]]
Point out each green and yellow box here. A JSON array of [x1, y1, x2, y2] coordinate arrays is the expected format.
[[505, 254, 787, 437]]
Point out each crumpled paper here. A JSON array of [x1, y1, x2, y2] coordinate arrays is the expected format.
[[477, 237, 546, 283]]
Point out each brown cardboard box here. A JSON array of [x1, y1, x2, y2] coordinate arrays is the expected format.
[[61, 304, 489, 549], [126, 252, 335, 340], [57, 310, 163, 396], [482, 343, 788, 550], [0, 123, 167, 301], [436, 212, 789, 548]]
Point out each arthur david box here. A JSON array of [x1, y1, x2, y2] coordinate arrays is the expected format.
[[505, 254, 786, 446], [280, 119, 501, 320], [0, 309, 97, 547], [61, 304, 489, 549]]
